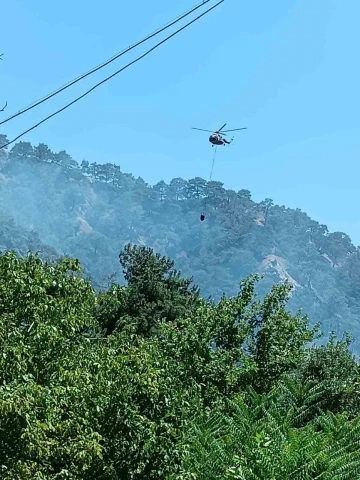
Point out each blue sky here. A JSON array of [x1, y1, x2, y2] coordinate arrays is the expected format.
[[2, 0, 360, 245]]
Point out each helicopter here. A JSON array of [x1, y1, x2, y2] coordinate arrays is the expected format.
[[192, 123, 247, 146]]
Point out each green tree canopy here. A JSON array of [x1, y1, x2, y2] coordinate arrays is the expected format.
[[0, 246, 359, 478]]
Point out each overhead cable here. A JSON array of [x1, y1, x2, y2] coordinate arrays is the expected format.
[[0, 0, 211, 126], [0, 0, 225, 150]]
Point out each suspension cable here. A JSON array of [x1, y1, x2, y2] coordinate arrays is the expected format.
[[209, 145, 217, 182], [200, 145, 218, 220]]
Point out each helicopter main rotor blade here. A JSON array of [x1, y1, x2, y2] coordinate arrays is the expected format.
[[222, 127, 247, 132], [218, 123, 227, 132], [192, 127, 214, 133]]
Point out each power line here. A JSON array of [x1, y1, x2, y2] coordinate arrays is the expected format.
[[0, 0, 225, 150], [0, 0, 211, 127]]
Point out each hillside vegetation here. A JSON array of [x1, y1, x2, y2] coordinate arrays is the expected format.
[[0, 134, 360, 351], [0, 244, 359, 479]]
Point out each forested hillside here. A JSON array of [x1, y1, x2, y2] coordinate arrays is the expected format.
[[0, 245, 359, 478], [1, 134, 360, 351]]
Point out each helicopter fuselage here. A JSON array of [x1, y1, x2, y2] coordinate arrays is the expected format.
[[209, 133, 231, 146]]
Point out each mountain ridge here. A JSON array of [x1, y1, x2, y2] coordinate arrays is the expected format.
[[0, 133, 359, 351]]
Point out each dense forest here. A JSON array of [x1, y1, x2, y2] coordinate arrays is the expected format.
[[0, 244, 359, 478], [1, 134, 360, 351], [0, 135, 360, 476]]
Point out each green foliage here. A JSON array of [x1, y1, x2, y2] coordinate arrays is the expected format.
[[0, 246, 359, 478], [299, 333, 360, 417], [174, 384, 360, 479], [154, 276, 259, 403], [0, 251, 101, 478], [96, 244, 200, 336], [119, 244, 200, 327], [247, 283, 319, 392], [1, 135, 360, 353]]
